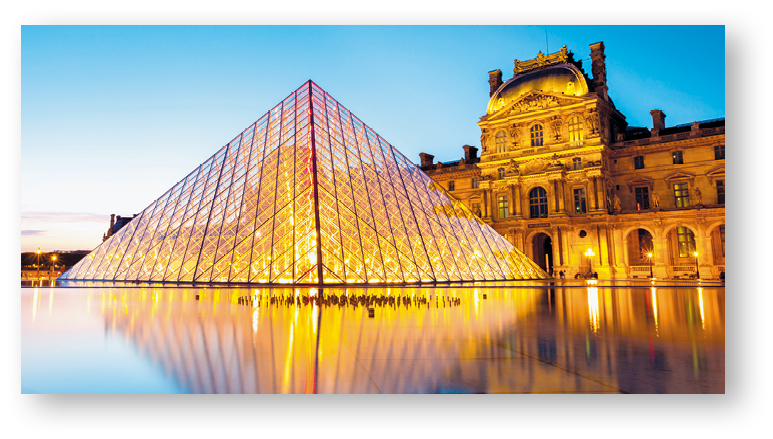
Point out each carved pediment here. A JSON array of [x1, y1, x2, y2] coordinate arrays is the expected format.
[[706, 167, 725, 182], [489, 91, 585, 119], [665, 172, 696, 182], [626, 177, 655, 192]]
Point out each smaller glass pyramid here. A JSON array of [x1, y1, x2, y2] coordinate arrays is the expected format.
[[61, 81, 548, 284]]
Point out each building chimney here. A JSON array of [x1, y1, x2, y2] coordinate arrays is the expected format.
[[650, 109, 666, 133], [589, 42, 608, 101], [462, 144, 478, 162], [488, 69, 503, 97], [109, 214, 115, 230], [419, 152, 435, 168]]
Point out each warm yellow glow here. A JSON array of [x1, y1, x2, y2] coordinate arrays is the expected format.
[[32, 288, 39, 323], [587, 286, 599, 333], [48, 289, 54, 314], [584, 248, 595, 258], [647, 252, 653, 258], [36, 248, 41, 254], [651, 287, 659, 335], [698, 287, 705, 330], [693, 251, 699, 257]]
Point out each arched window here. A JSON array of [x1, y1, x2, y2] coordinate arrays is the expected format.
[[529, 187, 548, 218], [498, 168, 505, 180], [568, 116, 583, 142], [495, 130, 507, 153], [676, 226, 696, 258], [530, 124, 543, 147], [573, 157, 582, 170]]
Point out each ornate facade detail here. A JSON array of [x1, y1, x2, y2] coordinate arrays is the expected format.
[[513, 46, 570, 75], [508, 93, 563, 115], [549, 116, 562, 142], [585, 109, 600, 136], [507, 124, 522, 150]]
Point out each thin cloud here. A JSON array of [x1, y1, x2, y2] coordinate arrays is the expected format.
[[21, 230, 46, 236], [21, 211, 108, 224]]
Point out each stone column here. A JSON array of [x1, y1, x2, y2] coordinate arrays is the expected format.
[[597, 179, 607, 213], [490, 189, 497, 220], [590, 177, 599, 210], [482, 188, 490, 219], [557, 180, 567, 213], [508, 184, 516, 216], [514, 184, 522, 218], [598, 225, 609, 267], [553, 227, 564, 267]]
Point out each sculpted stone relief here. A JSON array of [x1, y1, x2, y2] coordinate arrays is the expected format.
[[549, 117, 562, 142]]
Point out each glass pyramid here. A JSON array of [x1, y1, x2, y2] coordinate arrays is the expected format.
[[60, 81, 549, 284]]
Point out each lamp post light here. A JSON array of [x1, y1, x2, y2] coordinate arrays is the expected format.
[[52, 255, 57, 274], [584, 248, 595, 278], [647, 252, 653, 279], [693, 251, 700, 280], [36, 248, 42, 281]]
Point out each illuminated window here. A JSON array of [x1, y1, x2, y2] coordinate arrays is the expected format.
[[530, 124, 543, 147], [719, 225, 725, 256], [495, 130, 507, 153], [635, 187, 650, 210], [472, 177, 479, 189], [634, 156, 645, 169], [529, 187, 548, 218], [674, 183, 690, 208], [716, 180, 724, 204], [568, 116, 583, 142], [498, 168, 505, 180], [573, 188, 586, 214], [448, 180, 455, 191], [673, 151, 684, 164], [498, 196, 509, 219], [715, 144, 725, 160], [676, 226, 695, 258], [573, 157, 582, 170]]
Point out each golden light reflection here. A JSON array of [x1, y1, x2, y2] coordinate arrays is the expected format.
[[32, 288, 39, 323], [651, 287, 659, 336], [587, 285, 599, 333], [698, 287, 705, 330], [48, 289, 54, 314]]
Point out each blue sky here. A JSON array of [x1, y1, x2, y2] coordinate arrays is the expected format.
[[21, 25, 725, 252]]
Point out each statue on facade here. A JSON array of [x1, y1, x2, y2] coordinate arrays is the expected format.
[[613, 194, 622, 212], [480, 128, 491, 152], [651, 191, 660, 208], [507, 159, 520, 175], [507, 124, 521, 150], [694, 187, 703, 205]]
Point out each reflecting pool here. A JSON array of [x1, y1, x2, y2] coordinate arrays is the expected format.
[[21, 283, 724, 393]]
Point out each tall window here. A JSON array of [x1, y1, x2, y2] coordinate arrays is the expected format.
[[498, 196, 509, 219], [635, 187, 650, 210], [719, 225, 725, 256], [634, 156, 645, 170], [677, 226, 696, 258], [498, 168, 505, 180], [529, 187, 548, 218], [472, 177, 479, 189], [495, 130, 507, 153], [674, 183, 690, 208], [448, 180, 455, 191], [716, 180, 725, 204], [573, 188, 586, 214], [573, 157, 582, 170], [673, 151, 684, 164], [568, 116, 583, 142], [530, 124, 544, 147], [471, 203, 481, 215], [715, 144, 725, 160]]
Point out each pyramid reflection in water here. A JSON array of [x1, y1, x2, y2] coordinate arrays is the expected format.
[[61, 81, 548, 284]]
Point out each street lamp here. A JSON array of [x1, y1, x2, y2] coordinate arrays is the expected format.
[[584, 248, 595, 278], [647, 252, 653, 279], [693, 251, 700, 280], [36, 248, 42, 281], [52, 255, 57, 274]]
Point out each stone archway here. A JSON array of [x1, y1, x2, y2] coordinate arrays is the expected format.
[[532, 232, 553, 275], [625, 228, 654, 265]]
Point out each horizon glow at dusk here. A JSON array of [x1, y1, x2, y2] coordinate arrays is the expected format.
[[21, 25, 725, 252]]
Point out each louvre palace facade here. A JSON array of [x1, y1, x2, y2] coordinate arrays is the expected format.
[[420, 42, 725, 279]]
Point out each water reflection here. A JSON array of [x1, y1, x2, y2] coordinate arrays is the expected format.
[[21, 285, 724, 394]]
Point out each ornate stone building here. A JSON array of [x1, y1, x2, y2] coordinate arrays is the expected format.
[[420, 42, 725, 279]]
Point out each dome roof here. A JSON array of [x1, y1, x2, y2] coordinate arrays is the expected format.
[[486, 64, 589, 115]]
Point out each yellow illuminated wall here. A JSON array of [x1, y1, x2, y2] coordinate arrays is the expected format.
[[61, 81, 548, 284]]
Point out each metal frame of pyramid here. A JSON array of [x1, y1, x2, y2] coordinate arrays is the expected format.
[[60, 81, 549, 285]]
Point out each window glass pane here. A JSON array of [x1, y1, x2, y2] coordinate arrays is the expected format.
[[635, 187, 650, 210], [673, 151, 683, 164], [448, 181, 455, 191], [568, 116, 583, 142], [677, 226, 695, 258], [715, 144, 725, 160], [674, 183, 690, 208], [716, 180, 725, 204], [573, 188, 586, 214], [472, 177, 479, 189], [529, 187, 548, 218], [530, 124, 543, 147], [498, 196, 509, 219]]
